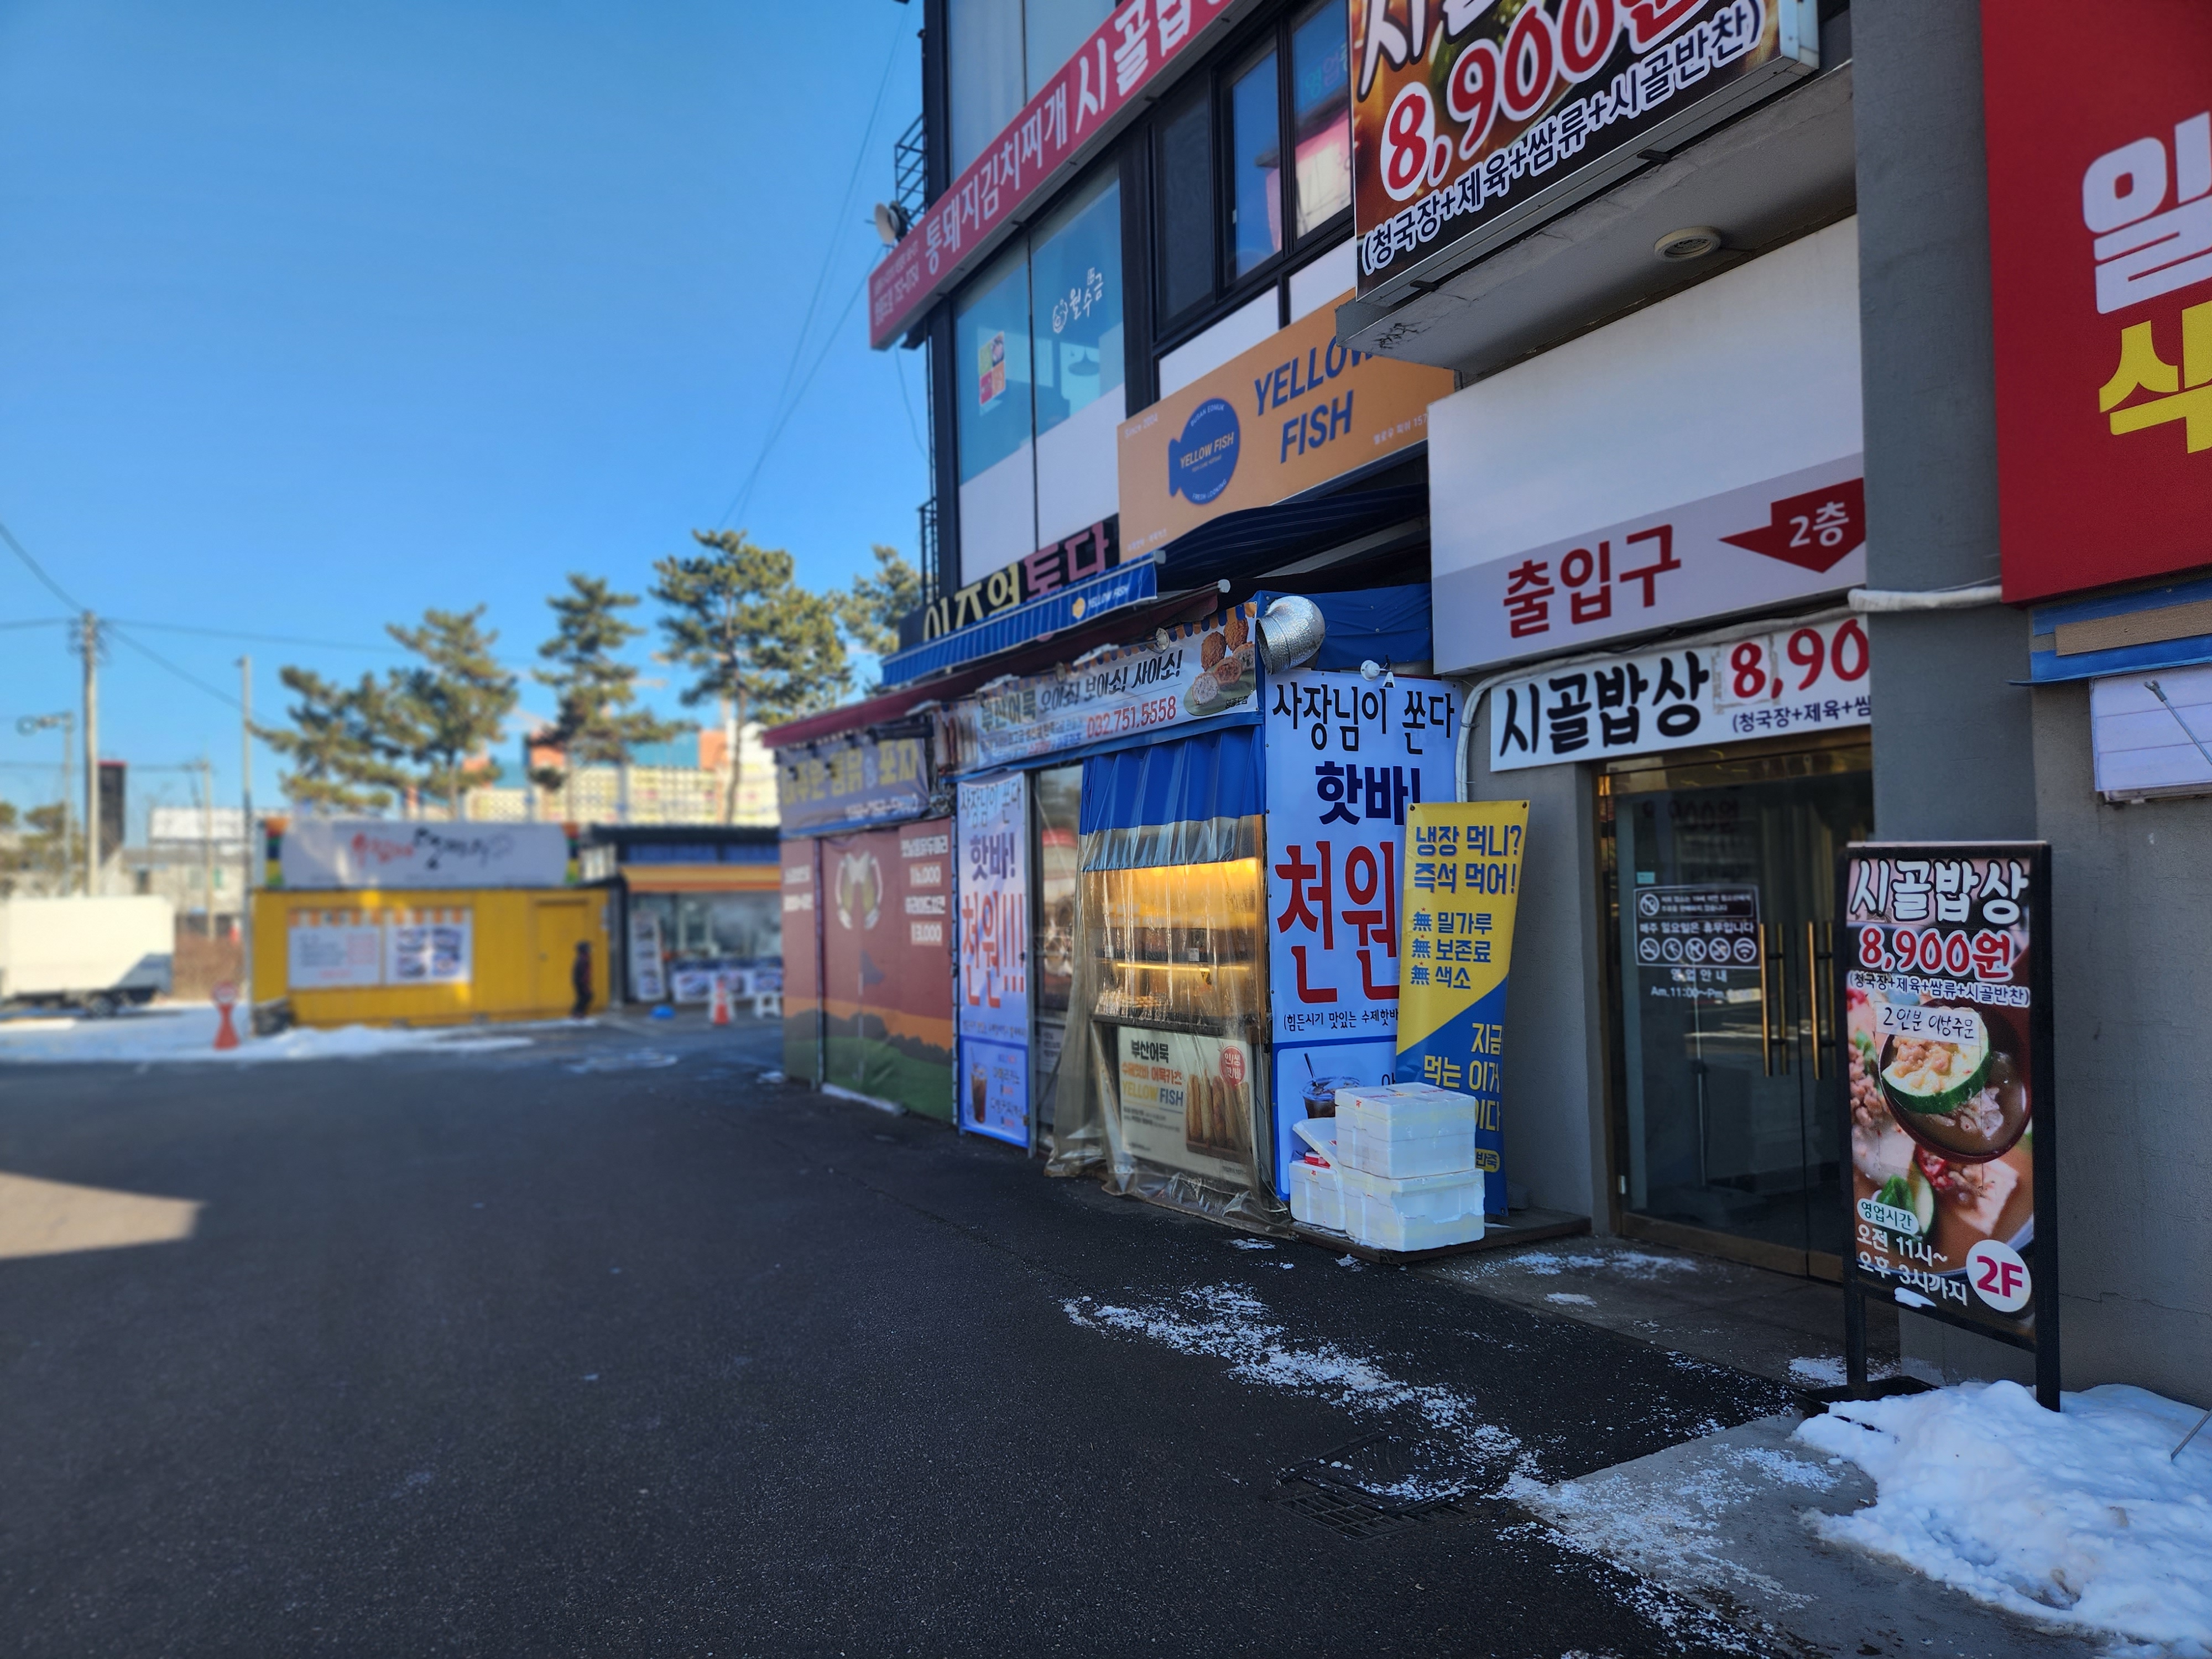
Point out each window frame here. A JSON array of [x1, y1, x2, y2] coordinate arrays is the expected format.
[[1146, 0, 1356, 356]]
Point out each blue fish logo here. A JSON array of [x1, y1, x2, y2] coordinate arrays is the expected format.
[[1168, 398, 1239, 505]]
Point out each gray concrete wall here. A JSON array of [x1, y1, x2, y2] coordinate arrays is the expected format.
[[1855, 0, 2212, 1401], [1465, 707, 1609, 1225], [2032, 684, 2212, 1403], [1853, 0, 2041, 1386]]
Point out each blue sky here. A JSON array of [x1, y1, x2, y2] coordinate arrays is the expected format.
[[0, 0, 927, 831]]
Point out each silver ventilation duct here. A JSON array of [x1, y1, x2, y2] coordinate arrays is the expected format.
[[1255, 594, 1327, 675]]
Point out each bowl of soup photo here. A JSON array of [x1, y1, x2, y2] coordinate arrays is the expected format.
[[1875, 1004, 2030, 1164]]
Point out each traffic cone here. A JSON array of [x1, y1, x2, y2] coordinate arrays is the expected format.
[[709, 974, 732, 1026], [212, 983, 241, 1050]]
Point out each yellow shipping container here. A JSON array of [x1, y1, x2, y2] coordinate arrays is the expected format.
[[252, 886, 612, 1028]]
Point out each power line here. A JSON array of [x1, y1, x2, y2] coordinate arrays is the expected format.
[[0, 517, 86, 612], [717, 260, 875, 535], [111, 618, 405, 654], [106, 625, 243, 712], [714, 17, 907, 532]]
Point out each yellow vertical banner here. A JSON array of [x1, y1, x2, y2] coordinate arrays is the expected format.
[[1396, 801, 1530, 1217]]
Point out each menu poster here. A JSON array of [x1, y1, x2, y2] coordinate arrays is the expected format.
[[1114, 1026, 1254, 1188], [957, 775, 1031, 1147], [1837, 841, 2058, 1406], [628, 912, 667, 1003]]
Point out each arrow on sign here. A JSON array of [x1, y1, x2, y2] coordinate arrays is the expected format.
[[1720, 478, 1866, 573]]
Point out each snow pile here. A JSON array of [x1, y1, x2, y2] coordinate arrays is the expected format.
[[1796, 1381, 2212, 1651], [0, 1006, 532, 1065], [1786, 1354, 1901, 1389], [1065, 1282, 1521, 1487]]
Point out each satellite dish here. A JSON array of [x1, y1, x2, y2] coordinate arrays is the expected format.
[[873, 201, 910, 247]]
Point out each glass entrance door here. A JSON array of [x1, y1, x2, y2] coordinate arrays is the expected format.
[[1603, 740, 1872, 1271]]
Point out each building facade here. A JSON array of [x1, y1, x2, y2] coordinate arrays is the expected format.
[[789, 0, 2210, 1400]]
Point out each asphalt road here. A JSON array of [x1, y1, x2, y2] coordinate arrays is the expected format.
[[0, 1015, 1799, 1657]]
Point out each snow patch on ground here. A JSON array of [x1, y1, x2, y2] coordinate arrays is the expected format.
[[0, 1006, 532, 1064], [1063, 1282, 1521, 1483], [1510, 1441, 1842, 1613], [1481, 1248, 1703, 1280], [1786, 1354, 1900, 1389], [1796, 1381, 2212, 1653], [1545, 1291, 1597, 1306]]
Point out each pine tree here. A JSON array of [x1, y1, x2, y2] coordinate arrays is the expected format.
[[837, 544, 923, 661], [531, 574, 681, 794], [652, 530, 849, 822], [385, 607, 520, 820], [262, 667, 407, 815]]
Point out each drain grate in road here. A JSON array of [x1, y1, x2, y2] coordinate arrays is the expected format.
[[1274, 1432, 1469, 1541]]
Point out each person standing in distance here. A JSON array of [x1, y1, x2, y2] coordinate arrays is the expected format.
[[571, 939, 594, 1019]]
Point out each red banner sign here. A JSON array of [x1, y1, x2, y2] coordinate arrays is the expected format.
[[1984, 2, 2212, 603], [868, 0, 1230, 350]]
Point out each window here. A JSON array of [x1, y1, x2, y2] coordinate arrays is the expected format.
[[1157, 90, 1214, 325], [1025, 0, 1114, 99], [954, 243, 1037, 584], [1150, 6, 1352, 332], [1290, 0, 1351, 236], [950, 0, 1117, 178], [953, 170, 1125, 583], [1229, 51, 1283, 278], [949, 0, 1026, 176]]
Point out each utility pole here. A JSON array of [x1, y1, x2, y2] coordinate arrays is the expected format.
[[240, 655, 253, 1016], [199, 754, 215, 945], [81, 611, 98, 897]]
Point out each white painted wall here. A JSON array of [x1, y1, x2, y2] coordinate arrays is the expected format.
[[1035, 385, 1123, 546], [1157, 289, 1280, 396]]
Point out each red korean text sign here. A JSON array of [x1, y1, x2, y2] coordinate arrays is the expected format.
[[868, 0, 1229, 349], [1983, 2, 2212, 603], [1836, 843, 2057, 1385], [1352, 0, 1801, 298]]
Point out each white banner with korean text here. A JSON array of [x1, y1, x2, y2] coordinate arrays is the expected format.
[[1438, 455, 1867, 672], [1264, 670, 1459, 1197], [1488, 615, 1872, 773]]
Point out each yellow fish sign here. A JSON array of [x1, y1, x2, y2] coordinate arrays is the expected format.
[[1396, 801, 1530, 1217]]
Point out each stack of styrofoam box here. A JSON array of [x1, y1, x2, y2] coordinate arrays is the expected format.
[[1330, 1082, 1485, 1252], [1287, 1118, 1344, 1233]]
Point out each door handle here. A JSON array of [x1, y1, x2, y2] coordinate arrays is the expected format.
[[1806, 920, 1834, 1079], [1759, 923, 1790, 1077]]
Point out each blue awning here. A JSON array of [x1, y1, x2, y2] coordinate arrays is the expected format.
[[878, 559, 1159, 687], [1154, 485, 1427, 589], [1250, 581, 1433, 671], [1080, 725, 1262, 832]]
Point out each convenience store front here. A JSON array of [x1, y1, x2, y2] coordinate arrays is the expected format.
[[1434, 222, 1875, 1277]]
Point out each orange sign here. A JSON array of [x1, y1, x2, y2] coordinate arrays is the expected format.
[[1115, 294, 1454, 561]]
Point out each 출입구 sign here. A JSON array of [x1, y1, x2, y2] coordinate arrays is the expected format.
[[1351, 0, 1818, 307], [1486, 615, 1870, 771], [1983, 3, 2212, 603]]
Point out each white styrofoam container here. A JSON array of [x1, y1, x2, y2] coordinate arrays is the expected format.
[[1289, 1155, 1344, 1233], [1334, 1082, 1480, 1178], [1337, 1163, 1485, 1253]]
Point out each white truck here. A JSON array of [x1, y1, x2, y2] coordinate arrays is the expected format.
[[0, 895, 175, 1015]]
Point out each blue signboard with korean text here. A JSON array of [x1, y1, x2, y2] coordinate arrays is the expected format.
[[1264, 670, 1459, 1197]]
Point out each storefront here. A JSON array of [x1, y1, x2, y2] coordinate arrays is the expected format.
[[582, 825, 780, 1004], [770, 723, 957, 1120], [1436, 220, 1872, 1277], [253, 818, 609, 1025]]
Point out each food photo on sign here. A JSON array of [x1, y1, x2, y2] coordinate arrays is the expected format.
[[1838, 846, 2054, 1360]]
